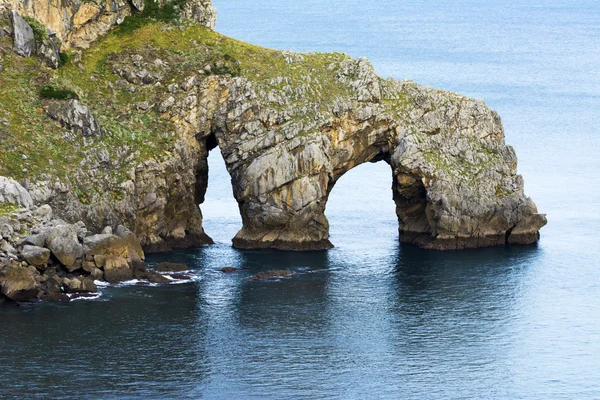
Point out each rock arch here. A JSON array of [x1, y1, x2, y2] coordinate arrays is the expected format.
[[203, 58, 546, 251]]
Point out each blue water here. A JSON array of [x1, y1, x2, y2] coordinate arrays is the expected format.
[[1, 1, 599, 398]]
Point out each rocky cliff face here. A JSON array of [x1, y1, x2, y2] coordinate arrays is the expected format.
[[0, 0, 546, 271]]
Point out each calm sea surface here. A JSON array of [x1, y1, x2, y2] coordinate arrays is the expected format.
[[1, 1, 599, 398]]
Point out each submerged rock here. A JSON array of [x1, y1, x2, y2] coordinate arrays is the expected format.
[[252, 270, 294, 280], [155, 262, 189, 272], [220, 267, 238, 273]]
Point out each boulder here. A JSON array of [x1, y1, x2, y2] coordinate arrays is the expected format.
[[220, 267, 238, 273], [103, 256, 132, 283], [0, 263, 39, 301], [155, 262, 189, 272], [21, 245, 50, 267], [22, 233, 47, 248], [114, 225, 145, 263], [10, 11, 35, 57], [44, 225, 83, 270]]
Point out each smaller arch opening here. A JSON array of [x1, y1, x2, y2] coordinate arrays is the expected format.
[[326, 160, 399, 252], [200, 146, 243, 243]]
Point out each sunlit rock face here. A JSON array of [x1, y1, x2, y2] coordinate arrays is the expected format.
[[212, 57, 546, 250]]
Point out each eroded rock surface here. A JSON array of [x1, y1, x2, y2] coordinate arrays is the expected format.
[[207, 58, 547, 250]]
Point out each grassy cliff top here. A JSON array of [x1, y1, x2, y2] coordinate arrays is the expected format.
[[0, 14, 352, 183]]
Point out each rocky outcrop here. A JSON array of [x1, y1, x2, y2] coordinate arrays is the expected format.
[[0, 195, 150, 301], [6, 0, 217, 50], [46, 100, 102, 137]]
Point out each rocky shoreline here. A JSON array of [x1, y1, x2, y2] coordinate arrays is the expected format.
[[0, 0, 547, 303]]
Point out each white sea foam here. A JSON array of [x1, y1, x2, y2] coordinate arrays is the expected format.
[[67, 293, 102, 301]]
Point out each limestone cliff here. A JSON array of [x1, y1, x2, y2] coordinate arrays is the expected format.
[[0, 0, 546, 262]]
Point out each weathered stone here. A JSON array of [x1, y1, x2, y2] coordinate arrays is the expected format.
[[114, 225, 145, 263], [10, 11, 35, 57], [0, 176, 33, 208], [46, 100, 102, 137], [44, 224, 83, 269], [0, 263, 39, 301], [22, 233, 47, 248], [103, 255, 132, 283], [38, 33, 61, 69], [21, 245, 50, 266]]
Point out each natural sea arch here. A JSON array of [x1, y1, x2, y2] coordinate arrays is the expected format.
[[187, 59, 546, 252]]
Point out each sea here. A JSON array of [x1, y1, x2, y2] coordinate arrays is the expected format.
[[1, 0, 599, 398]]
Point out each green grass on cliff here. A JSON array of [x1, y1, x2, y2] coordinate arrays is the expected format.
[[0, 15, 353, 190]]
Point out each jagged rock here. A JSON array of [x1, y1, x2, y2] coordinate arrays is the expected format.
[[83, 233, 134, 283], [46, 100, 102, 137], [155, 262, 188, 272], [89, 267, 104, 281], [10, 11, 35, 57], [181, 0, 217, 29], [44, 224, 83, 270], [20, 245, 50, 267], [131, 263, 170, 283], [0, 263, 39, 301], [38, 32, 61, 69], [0, 176, 34, 208], [130, 0, 145, 12]]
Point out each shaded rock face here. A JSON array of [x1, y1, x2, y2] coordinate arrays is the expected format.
[[10, 10, 34, 56], [8, 0, 217, 50], [206, 58, 547, 251]]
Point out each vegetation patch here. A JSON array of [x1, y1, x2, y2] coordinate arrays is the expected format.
[[39, 85, 79, 100], [116, 0, 186, 35], [23, 16, 48, 43], [0, 202, 20, 216]]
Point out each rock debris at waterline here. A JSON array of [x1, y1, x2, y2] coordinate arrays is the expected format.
[[0, 0, 546, 302]]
